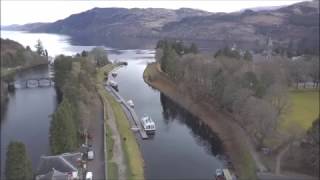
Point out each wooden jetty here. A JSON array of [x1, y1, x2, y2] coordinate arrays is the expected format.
[[105, 73, 148, 139]]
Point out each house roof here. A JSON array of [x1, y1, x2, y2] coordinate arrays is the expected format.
[[36, 168, 69, 180], [36, 152, 82, 175]]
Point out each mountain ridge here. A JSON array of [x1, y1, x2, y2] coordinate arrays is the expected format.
[[2, 1, 318, 52]]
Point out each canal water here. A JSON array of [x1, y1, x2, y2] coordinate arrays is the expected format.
[[0, 65, 57, 177], [1, 30, 225, 179]]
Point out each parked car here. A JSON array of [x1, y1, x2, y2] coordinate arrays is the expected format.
[[85, 172, 93, 180], [88, 147, 94, 160]]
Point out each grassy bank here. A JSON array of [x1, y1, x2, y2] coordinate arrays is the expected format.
[[281, 90, 319, 133], [97, 64, 144, 180], [144, 62, 257, 180]]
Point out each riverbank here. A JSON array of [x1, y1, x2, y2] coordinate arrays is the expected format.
[[144, 62, 259, 180], [96, 64, 145, 180]]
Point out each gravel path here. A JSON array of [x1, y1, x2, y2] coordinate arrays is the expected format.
[[275, 144, 290, 174], [105, 99, 127, 180]]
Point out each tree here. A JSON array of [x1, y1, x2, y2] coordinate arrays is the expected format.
[[264, 83, 289, 117], [243, 50, 253, 61], [89, 47, 109, 67], [50, 98, 77, 154], [189, 43, 199, 54], [26, 45, 31, 51], [288, 59, 309, 88], [241, 97, 278, 149], [308, 56, 319, 88], [5, 141, 33, 180], [44, 49, 48, 57], [81, 50, 88, 57], [34, 39, 45, 56]]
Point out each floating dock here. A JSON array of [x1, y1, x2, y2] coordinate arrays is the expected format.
[[105, 70, 148, 139]]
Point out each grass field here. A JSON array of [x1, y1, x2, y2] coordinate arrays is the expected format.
[[97, 64, 144, 180], [281, 90, 319, 133]]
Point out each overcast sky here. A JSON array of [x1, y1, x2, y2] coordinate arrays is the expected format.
[[1, 0, 306, 25]]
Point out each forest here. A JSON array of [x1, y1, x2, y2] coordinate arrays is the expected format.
[[156, 40, 319, 174]]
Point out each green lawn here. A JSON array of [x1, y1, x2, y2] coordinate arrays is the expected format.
[[281, 90, 319, 133]]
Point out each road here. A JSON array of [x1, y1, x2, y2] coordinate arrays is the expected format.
[[87, 101, 106, 180]]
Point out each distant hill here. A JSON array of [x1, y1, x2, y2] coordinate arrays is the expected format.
[[2, 23, 50, 31], [4, 1, 319, 52]]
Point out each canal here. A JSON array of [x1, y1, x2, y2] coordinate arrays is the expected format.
[[1, 30, 225, 179], [0, 64, 57, 177]]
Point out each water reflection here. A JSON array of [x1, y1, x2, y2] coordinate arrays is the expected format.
[[160, 93, 224, 156]]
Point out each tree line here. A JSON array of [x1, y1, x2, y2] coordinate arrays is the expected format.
[[156, 40, 319, 149], [4, 47, 109, 179], [5, 142, 33, 180], [1, 38, 48, 68], [50, 47, 109, 154]]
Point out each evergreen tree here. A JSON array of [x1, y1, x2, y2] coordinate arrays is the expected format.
[[243, 50, 253, 61], [5, 141, 33, 180], [35, 39, 45, 56], [50, 98, 77, 154], [81, 50, 88, 57], [189, 43, 199, 54]]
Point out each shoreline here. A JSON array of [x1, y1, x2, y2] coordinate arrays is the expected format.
[[1, 61, 49, 78], [143, 62, 259, 180]]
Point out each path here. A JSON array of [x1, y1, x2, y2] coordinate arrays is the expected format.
[[105, 98, 127, 180], [87, 100, 106, 179], [106, 85, 148, 139], [276, 144, 290, 174]]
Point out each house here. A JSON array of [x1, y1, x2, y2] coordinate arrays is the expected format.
[[35, 152, 82, 180], [36, 168, 70, 180]]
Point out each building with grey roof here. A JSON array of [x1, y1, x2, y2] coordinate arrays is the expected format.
[[36, 152, 82, 180]]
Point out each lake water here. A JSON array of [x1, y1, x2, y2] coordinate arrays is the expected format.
[[1, 30, 225, 179]]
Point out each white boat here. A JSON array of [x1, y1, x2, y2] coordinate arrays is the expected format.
[[111, 71, 117, 77], [127, 100, 134, 108], [109, 80, 118, 87], [140, 116, 156, 132]]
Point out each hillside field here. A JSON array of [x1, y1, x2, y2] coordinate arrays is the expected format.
[[281, 90, 319, 133]]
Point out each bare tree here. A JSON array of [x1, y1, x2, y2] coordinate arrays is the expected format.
[[264, 83, 289, 118], [241, 97, 278, 149]]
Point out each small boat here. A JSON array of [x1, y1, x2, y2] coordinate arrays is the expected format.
[[127, 100, 134, 108], [215, 168, 225, 180], [111, 71, 117, 77], [109, 80, 118, 88], [140, 116, 156, 133]]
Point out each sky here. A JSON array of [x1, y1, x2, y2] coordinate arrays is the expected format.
[[1, 0, 307, 26]]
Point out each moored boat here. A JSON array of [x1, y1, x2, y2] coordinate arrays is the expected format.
[[127, 100, 134, 108], [109, 80, 118, 87], [111, 71, 117, 77], [140, 116, 156, 133]]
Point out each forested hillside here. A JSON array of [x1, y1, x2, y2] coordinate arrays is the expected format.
[[3, 1, 319, 53]]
